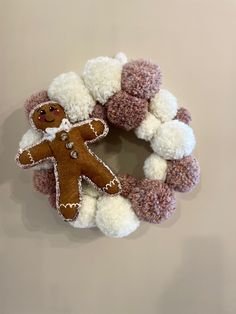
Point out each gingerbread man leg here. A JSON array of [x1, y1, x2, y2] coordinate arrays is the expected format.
[[81, 155, 120, 194], [56, 167, 81, 220]]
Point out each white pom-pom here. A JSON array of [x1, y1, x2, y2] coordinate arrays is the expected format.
[[134, 112, 161, 141], [82, 56, 122, 104], [82, 181, 101, 198], [143, 153, 167, 180], [96, 195, 140, 238], [151, 120, 196, 160], [69, 195, 97, 228], [115, 52, 128, 65], [48, 72, 95, 122], [19, 129, 52, 170], [150, 89, 178, 122]]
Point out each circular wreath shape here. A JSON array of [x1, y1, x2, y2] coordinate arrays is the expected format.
[[17, 52, 200, 238]]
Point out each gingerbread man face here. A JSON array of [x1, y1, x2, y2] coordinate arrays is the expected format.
[[31, 103, 65, 131]]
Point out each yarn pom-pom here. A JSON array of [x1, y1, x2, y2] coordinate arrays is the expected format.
[[134, 112, 161, 141], [129, 179, 176, 224], [143, 154, 167, 180], [117, 174, 139, 198], [151, 120, 196, 160], [89, 103, 107, 121], [83, 56, 122, 104], [33, 169, 56, 195], [48, 192, 56, 209], [82, 181, 101, 198], [166, 156, 200, 192], [149, 89, 178, 122], [121, 59, 161, 99], [96, 195, 140, 238], [48, 72, 95, 122], [69, 195, 97, 228], [24, 90, 50, 118], [175, 107, 192, 125], [106, 91, 148, 131]]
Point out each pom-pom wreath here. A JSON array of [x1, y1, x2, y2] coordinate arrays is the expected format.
[[121, 59, 161, 99], [90, 103, 107, 121], [129, 179, 176, 224], [149, 89, 178, 122], [24, 90, 50, 118], [96, 195, 140, 238], [83, 56, 122, 104], [106, 91, 148, 131], [134, 112, 161, 141], [19, 129, 52, 170], [48, 72, 95, 122], [166, 156, 200, 192], [175, 107, 192, 125], [151, 120, 196, 160], [69, 195, 97, 228], [33, 169, 56, 195], [117, 174, 139, 198], [143, 154, 167, 181], [16, 52, 200, 238]]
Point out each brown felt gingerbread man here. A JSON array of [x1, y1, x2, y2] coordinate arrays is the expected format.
[[16, 101, 121, 221]]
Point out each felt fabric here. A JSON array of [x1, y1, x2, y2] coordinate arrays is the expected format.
[[16, 103, 121, 221]]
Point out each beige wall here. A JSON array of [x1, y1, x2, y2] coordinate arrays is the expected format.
[[1, 0, 236, 313]]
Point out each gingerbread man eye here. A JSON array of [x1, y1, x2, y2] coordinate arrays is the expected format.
[[49, 106, 55, 112], [39, 109, 46, 115]]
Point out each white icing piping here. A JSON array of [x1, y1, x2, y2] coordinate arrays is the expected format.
[[26, 149, 34, 164]]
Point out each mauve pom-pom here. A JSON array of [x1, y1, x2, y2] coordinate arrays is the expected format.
[[175, 107, 192, 125], [117, 174, 139, 198], [33, 169, 56, 195], [24, 90, 50, 118], [90, 102, 107, 120], [48, 192, 57, 209], [128, 179, 176, 224], [166, 156, 200, 192], [121, 59, 161, 100], [106, 91, 148, 131]]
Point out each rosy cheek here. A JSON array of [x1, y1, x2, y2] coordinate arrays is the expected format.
[[53, 109, 60, 116]]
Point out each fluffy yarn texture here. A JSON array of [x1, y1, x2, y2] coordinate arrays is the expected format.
[[48, 192, 56, 209], [82, 181, 101, 198], [69, 195, 97, 228], [19, 129, 52, 170], [143, 154, 167, 180], [175, 107, 192, 125], [106, 91, 148, 131], [134, 112, 161, 141], [33, 169, 56, 195], [166, 156, 200, 192], [24, 90, 50, 118], [117, 174, 138, 198], [96, 195, 140, 238], [151, 120, 196, 160], [121, 59, 161, 99], [149, 89, 178, 122], [114, 52, 128, 65], [48, 72, 95, 122], [82, 56, 123, 104], [129, 179, 176, 224], [90, 103, 107, 121]]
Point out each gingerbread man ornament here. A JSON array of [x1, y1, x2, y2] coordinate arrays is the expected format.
[[16, 101, 121, 221]]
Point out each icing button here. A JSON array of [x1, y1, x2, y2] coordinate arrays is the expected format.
[[65, 142, 74, 149], [61, 132, 68, 141], [70, 150, 78, 159]]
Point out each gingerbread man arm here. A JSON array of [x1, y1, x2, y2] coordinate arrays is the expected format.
[[16, 141, 53, 168], [75, 118, 108, 142]]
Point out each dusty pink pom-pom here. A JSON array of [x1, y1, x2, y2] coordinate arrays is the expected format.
[[121, 59, 161, 100], [48, 192, 57, 209], [166, 156, 200, 192], [106, 91, 148, 131], [128, 179, 176, 224], [175, 107, 192, 125], [24, 90, 50, 118], [90, 102, 107, 120], [117, 174, 139, 198], [33, 169, 56, 195]]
